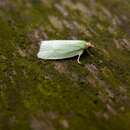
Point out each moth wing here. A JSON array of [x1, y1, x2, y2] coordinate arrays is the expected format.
[[37, 41, 85, 59]]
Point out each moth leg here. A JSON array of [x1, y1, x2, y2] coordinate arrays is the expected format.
[[77, 50, 84, 64], [87, 49, 93, 57]]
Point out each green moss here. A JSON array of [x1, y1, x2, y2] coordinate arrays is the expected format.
[[0, 0, 130, 130]]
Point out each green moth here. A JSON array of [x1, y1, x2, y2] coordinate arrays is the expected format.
[[37, 40, 94, 64]]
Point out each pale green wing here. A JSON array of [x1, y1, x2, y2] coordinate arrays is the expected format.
[[37, 40, 86, 59]]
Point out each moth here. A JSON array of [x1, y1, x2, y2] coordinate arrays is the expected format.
[[37, 40, 94, 64]]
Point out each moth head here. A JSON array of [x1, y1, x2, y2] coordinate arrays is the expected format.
[[85, 42, 95, 48]]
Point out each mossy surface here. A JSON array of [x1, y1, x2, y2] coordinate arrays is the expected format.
[[0, 0, 130, 130]]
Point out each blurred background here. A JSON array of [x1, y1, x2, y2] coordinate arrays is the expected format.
[[0, 0, 130, 130]]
